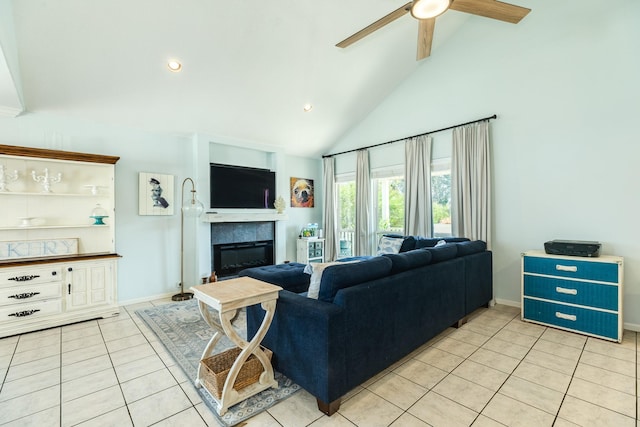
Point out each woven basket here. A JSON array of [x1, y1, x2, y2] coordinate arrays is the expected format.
[[200, 346, 272, 399]]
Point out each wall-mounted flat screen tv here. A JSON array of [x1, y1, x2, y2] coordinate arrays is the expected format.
[[210, 163, 276, 209]]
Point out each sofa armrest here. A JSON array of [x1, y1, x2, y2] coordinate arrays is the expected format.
[[247, 290, 348, 404]]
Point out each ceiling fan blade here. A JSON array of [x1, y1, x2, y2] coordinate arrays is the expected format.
[[336, 2, 412, 48], [449, 0, 531, 24], [416, 18, 435, 60]]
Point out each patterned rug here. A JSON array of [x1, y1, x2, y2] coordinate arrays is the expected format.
[[135, 299, 300, 426]]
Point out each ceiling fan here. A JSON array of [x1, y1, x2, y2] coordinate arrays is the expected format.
[[336, 0, 531, 61]]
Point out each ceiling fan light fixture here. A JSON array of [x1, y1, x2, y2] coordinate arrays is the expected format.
[[410, 0, 451, 20]]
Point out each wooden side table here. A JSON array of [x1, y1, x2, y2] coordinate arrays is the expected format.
[[191, 277, 282, 415]]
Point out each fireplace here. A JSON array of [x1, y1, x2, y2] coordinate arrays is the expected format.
[[213, 241, 273, 278], [211, 221, 275, 279]]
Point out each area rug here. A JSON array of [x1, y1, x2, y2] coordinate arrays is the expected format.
[[135, 299, 300, 427]]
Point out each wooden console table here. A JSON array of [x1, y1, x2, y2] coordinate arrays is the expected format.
[[191, 277, 282, 415]]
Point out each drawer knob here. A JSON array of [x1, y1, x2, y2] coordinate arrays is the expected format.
[[8, 309, 41, 318], [556, 265, 578, 273], [8, 292, 41, 300], [556, 287, 578, 296], [555, 312, 577, 322], [8, 275, 40, 282]]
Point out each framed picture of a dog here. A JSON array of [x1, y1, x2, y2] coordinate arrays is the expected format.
[[290, 177, 314, 208]]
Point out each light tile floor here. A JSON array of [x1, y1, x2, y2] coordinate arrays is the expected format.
[[0, 302, 637, 427]]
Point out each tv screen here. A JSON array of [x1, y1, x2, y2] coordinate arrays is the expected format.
[[210, 164, 276, 209]]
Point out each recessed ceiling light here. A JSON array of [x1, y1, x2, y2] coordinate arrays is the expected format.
[[167, 60, 182, 72], [303, 104, 313, 112]]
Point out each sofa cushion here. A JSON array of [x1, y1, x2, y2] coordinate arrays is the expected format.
[[398, 236, 416, 252], [318, 256, 393, 302], [423, 242, 458, 263], [305, 260, 361, 299], [238, 262, 309, 293], [414, 237, 470, 249], [456, 240, 487, 256], [382, 249, 432, 274]]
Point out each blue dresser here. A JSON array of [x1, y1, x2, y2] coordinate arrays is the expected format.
[[521, 251, 624, 342]]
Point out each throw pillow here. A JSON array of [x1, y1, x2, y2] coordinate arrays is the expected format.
[[305, 260, 361, 299], [376, 235, 404, 255]]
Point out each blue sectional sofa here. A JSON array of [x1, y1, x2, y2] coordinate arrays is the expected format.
[[241, 238, 492, 415]]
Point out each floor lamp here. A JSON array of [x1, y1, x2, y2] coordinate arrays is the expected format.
[[172, 177, 204, 301]]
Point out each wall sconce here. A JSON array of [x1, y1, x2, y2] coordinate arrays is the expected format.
[[172, 177, 204, 301]]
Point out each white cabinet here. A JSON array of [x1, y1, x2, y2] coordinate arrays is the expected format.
[[65, 259, 114, 311], [297, 238, 325, 264], [0, 145, 120, 337], [521, 251, 623, 342]]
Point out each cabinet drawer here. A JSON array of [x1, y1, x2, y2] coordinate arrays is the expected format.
[[0, 267, 63, 286], [523, 298, 618, 340], [0, 299, 63, 324], [523, 275, 618, 311], [0, 282, 62, 307], [523, 256, 618, 283]]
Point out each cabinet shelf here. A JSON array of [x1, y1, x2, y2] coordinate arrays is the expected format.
[[0, 224, 108, 231], [0, 191, 107, 197]]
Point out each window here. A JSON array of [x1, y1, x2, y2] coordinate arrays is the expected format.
[[372, 168, 404, 246], [431, 158, 452, 237], [336, 176, 355, 257]]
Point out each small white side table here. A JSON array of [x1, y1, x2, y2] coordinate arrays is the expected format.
[[191, 277, 282, 415]]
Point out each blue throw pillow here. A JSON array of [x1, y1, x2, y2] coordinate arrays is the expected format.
[[423, 242, 458, 263], [382, 249, 432, 274], [318, 256, 393, 302], [456, 240, 487, 256]]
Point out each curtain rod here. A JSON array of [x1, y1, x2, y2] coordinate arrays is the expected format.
[[322, 114, 497, 159]]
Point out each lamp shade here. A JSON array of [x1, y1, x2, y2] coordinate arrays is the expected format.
[[410, 0, 450, 19], [182, 195, 204, 217]]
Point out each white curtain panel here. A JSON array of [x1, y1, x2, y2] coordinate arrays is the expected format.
[[355, 149, 373, 256], [404, 135, 433, 237], [451, 121, 492, 247], [322, 157, 338, 261]]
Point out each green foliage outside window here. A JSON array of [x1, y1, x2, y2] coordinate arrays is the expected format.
[[431, 174, 451, 224], [377, 178, 404, 231], [338, 182, 356, 230]]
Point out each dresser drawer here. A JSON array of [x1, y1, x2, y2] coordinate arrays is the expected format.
[[0, 267, 63, 286], [0, 299, 63, 324], [523, 275, 618, 311], [523, 256, 618, 283], [523, 298, 618, 341], [0, 282, 62, 307]]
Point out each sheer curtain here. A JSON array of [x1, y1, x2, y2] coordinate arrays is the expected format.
[[404, 135, 433, 237], [355, 149, 372, 256], [322, 157, 338, 261], [451, 121, 492, 247]]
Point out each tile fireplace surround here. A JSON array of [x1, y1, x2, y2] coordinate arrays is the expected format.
[[210, 222, 275, 278]]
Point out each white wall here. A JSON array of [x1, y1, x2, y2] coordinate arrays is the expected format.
[[329, 1, 640, 325]]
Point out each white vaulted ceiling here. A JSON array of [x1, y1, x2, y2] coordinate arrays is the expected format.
[[1, 0, 525, 156]]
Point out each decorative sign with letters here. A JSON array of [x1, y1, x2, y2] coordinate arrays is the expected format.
[[0, 238, 79, 260]]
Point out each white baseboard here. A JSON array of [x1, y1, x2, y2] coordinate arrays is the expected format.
[[623, 322, 640, 332], [494, 298, 520, 308], [118, 291, 177, 307]]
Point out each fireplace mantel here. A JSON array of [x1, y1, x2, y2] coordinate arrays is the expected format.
[[203, 212, 288, 223]]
